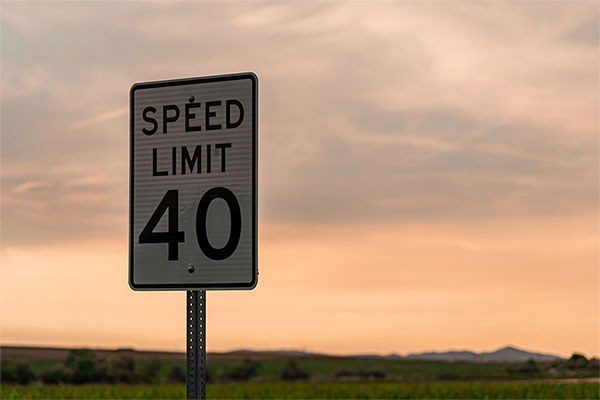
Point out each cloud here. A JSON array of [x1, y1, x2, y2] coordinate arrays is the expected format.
[[1, 1, 597, 248], [69, 107, 127, 131], [13, 180, 53, 194], [2, 172, 125, 247], [561, 16, 599, 46]]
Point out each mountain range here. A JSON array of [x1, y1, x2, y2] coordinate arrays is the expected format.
[[229, 346, 563, 363], [401, 346, 562, 362], [1, 345, 564, 363]]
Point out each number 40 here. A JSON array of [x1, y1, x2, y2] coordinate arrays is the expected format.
[[139, 187, 242, 261]]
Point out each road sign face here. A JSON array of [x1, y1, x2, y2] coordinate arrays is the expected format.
[[129, 73, 257, 290]]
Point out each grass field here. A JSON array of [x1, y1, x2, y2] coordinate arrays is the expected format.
[[3, 347, 598, 398], [12, 358, 596, 383], [206, 358, 517, 380], [2, 382, 599, 400]]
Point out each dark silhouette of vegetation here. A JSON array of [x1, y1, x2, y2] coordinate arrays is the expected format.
[[335, 369, 386, 380], [507, 354, 600, 376], [1, 363, 17, 383], [219, 359, 260, 381], [1, 348, 598, 386], [507, 359, 540, 374], [280, 360, 309, 381], [15, 363, 36, 385], [138, 361, 162, 383], [95, 359, 114, 383], [111, 355, 137, 383], [587, 358, 600, 371], [65, 349, 100, 384], [1, 363, 36, 385], [562, 353, 599, 371], [39, 366, 71, 385], [168, 364, 186, 383]]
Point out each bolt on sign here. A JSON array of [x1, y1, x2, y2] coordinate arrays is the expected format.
[[129, 73, 258, 290]]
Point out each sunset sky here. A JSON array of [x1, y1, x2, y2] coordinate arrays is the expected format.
[[1, 2, 598, 358]]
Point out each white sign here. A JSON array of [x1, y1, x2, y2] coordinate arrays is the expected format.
[[129, 73, 258, 290]]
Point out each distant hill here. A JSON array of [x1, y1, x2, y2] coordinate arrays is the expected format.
[[404, 346, 562, 363], [0, 345, 563, 363]]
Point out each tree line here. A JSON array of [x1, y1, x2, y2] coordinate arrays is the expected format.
[[1, 349, 312, 385]]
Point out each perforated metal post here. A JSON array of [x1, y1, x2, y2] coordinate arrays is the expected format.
[[187, 290, 206, 400]]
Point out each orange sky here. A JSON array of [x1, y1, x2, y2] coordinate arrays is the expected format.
[[1, 2, 598, 357]]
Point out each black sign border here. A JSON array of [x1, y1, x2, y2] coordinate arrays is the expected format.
[[129, 72, 258, 290]]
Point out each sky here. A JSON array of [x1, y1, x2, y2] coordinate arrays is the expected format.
[[1, 1, 598, 358]]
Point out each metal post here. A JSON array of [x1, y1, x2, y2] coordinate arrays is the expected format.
[[187, 290, 206, 400]]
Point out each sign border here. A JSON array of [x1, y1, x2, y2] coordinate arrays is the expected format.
[[129, 72, 258, 290]]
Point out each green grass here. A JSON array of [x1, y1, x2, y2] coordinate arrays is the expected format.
[[2, 382, 599, 399], [252, 358, 512, 380], [188, 358, 593, 381], [5, 358, 518, 380]]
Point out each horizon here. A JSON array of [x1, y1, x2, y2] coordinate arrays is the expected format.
[[1, 2, 598, 360], [0, 342, 581, 359], [0, 342, 592, 360]]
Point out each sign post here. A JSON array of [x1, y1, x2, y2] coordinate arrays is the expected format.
[[187, 290, 206, 399], [129, 73, 258, 400]]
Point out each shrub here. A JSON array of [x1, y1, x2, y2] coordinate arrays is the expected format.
[[507, 359, 540, 375], [168, 364, 186, 383], [219, 359, 260, 381], [567, 353, 589, 369], [1, 363, 17, 383], [335, 369, 386, 381], [65, 349, 99, 383], [139, 361, 162, 383], [281, 360, 309, 381], [586, 358, 599, 371], [366, 369, 387, 380], [95, 359, 115, 383], [40, 366, 71, 385], [14, 363, 36, 385], [111, 355, 137, 383]]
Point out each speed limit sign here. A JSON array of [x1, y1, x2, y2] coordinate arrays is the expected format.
[[129, 73, 257, 290]]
